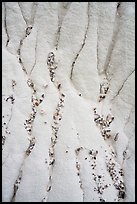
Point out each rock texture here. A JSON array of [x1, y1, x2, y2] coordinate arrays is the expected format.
[[2, 2, 135, 202]]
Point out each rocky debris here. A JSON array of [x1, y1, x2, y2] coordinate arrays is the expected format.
[[100, 197, 106, 202], [12, 80, 16, 90], [5, 95, 15, 104], [26, 137, 36, 156], [24, 102, 37, 135], [25, 26, 33, 36], [93, 108, 115, 141], [89, 149, 98, 170], [93, 112, 114, 129], [76, 161, 83, 189], [2, 135, 6, 146], [11, 170, 22, 202], [114, 133, 119, 141], [49, 93, 65, 165], [27, 78, 35, 89], [47, 185, 52, 192], [75, 147, 83, 155], [2, 97, 14, 148], [99, 81, 109, 102], [93, 106, 125, 201], [106, 156, 126, 201], [93, 173, 109, 195], [47, 52, 57, 82]]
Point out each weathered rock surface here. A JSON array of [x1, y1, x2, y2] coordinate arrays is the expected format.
[[2, 2, 135, 202]]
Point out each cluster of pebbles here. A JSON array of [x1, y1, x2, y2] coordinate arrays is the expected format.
[[93, 108, 115, 140], [93, 107, 125, 201], [49, 92, 65, 166], [47, 52, 57, 82], [2, 95, 15, 148], [75, 161, 83, 189], [2, 115, 11, 147], [2, 135, 6, 146], [5, 95, 15, 104], [26, 137, 36, 156], [93, 173, 109, 197], [89, 149, 98, 170], [25, 73, 45, 152], [99, 82, 109, 102], [27, 78, 36, 91], [105, 154, 126, 200], [24, 92, 45, 156], [2, 122, 11, 147], [47, 51, 65, 165], [75, 147, 84, 192], [75, 147, 83, 156], [24, 103, 36, 156]]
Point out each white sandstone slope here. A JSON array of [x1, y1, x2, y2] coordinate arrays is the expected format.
[[2, 2, 135, 202]]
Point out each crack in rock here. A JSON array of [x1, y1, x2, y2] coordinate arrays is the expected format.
[[18, 2, 37, 26], [3, 2, 10, 47], [11, 170, 23, 202], [70, 2, 90, 80], [55, 2, 72, 50], [18, 2, 28, 26], [29, 31, 38, 75], [17, 4, 37, 75], [111, 69, 135, 101], [102, 2, 122, 80]]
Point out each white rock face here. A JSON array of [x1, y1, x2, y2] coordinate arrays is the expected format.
[[2, 2, 135, 202]]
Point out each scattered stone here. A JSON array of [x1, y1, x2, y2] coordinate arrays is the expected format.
[[47, 186, 51, 192]]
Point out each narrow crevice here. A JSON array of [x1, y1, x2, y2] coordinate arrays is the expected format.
[[29, 30, 38, 75], [17, 3, 37, 75], [55, 2, 71, 50], [30, 2, 38, 26], [101, 2, 122, 80], [111, 69, 135, 102], [3, 2, 10, 47], [70, 2, 90, 80], [18, 2, 37, 27], [18, 2, 28, 26], [55, 25, 61, 50], [97, 25, 99, 72], [18, 37, 29, 75], [124, 106, 134, 129], [11, 169, 23, 202]]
